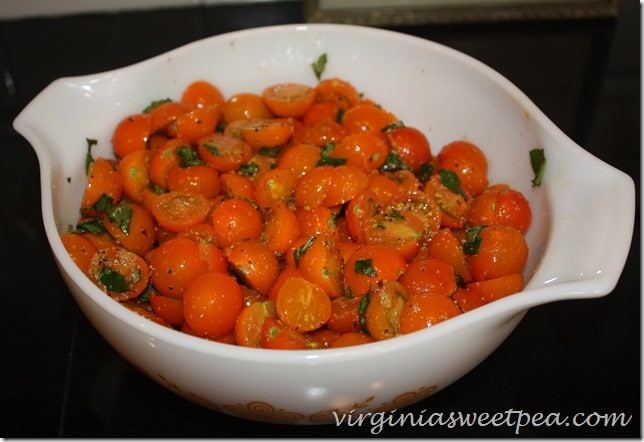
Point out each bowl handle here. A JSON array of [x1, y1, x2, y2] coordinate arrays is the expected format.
[[529, 152, 635, 299]]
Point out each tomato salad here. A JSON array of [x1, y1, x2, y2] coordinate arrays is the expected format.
[[62, 60, 534, 350]]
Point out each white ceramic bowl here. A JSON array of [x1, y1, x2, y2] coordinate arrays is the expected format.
[[13, 24, 634, 424]]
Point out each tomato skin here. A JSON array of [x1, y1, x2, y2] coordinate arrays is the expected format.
[[344, 244, 407, 298], [112, 113, 152, 158], [329, 331, 375, 348], [166, 164, 221, 199], [466, 225, 529, 282], [149, 191, 212, 233], [102, 201, 156, 256], [149, 101, 192, 134], [181, 80, 225, 108], [119, 148, 150, 203], [210, 197, 263, 248], [148, 236, 210, 298], [262, 83, 316, 118], [197, 133, 253, 173], [224, 240, 280, 296], [341, 103, 398, 136], [399, 293, 462, 334], [60, 233, 98, 275], [437, 140, 489, 197], [183, 271, 244, 339], [81, 157, 123, 216], [223, 92, 274, 123], [385, 126, 432, 171], [468, 184, 532, 234], [327, 295, 363, 333], [315, 78, 361, 110], [260, 317, 310, 350], [398, 257, 458, 298], [332, 132, 389, 172], [235, 300, 277, 348], [453, 273, 524, 312], [149, 292, 185, 328]]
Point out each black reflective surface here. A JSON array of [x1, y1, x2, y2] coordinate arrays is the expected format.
[[1, 1, 640, 438]]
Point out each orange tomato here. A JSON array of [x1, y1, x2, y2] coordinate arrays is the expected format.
[[466, 225, 529, 282], [329, 331, 375, 348], [364, 280, 408, 340], [468, 184, 532, 234], [341, 103, 398, 136], [453, 273, 524, 312], [210, 197, 263, 248], [437, 140, 489, 197], [235, 300, 277, 347], [149, 292, 185, 328], [181, 80, 225, 108], [262, 82, 316, 118], [111, 113, 152, 158], [183, 271, 244, 339], [166, 164, 221, 199], [398, 257, 458, 298], [60, 233, 98, 275], [399, 293, 462, 334], [149, 190, 211, 233], [101, 201, 156, 256], [315, 77, 361, 110], [81, 157, 123, 215], [223, 92, 273, 123], [385, 125, 432, 171], [119, 148, 150, 202], [224, 240, 280, 296], [260, 317, 310, 350], [275, 276, 332, 332], [332, 132, 389, 172], [288, 233, 344, 298], [197, 133, 253, 173], [87, 246, 150, 301], [238, 118, 295, 148], [344, 244, 407, 297]]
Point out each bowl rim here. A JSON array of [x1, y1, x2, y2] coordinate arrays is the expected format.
[[14, 22, 636, 364]]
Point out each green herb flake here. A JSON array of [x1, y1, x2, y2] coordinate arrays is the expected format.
[[415, 163, 433, 184], [204, 143, 221, 156], [293, 236, 316, 267], [335, 108, 345, 124], [311, 53, 328, 81], [438, 169, 466, 197], [142, 98, 171, 114], [175, 145, 204, 167], [381, 121, 405, 133], [258, 146, 281, 158], [85, 138, 98, 175], [107, 204, 133, 235], [99, 268, 128, 293], [355, 258, 377, 277], [239, 162, 260, 176], [317, 143, 347, 167], [463, 225, 486, 255], [90, 194, 114, 213], [358, 294, 370, 333], [530, 148, 546, 187], [379, 150, 411, 172], [76, 219, 105, 235]]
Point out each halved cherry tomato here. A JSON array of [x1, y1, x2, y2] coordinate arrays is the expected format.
[[341, 103, 398, 136], [101, 201, 156, 256], [166, 164, 221, 199], [197, 133, 253, 173], [364, 280, 408, 340], [276, 143, 322, 176], [263, 204, 301, 254], [112, 113, 152, 158], [275, 276, 332, 332], [262, 83, 316, 118], [399, 293, 462, 334], [119, 148, 150, 203], [315, 77, 361, 110], [210, 197, 263, 248], [149, 190, 211, 233], [327, 295, 364, 333], [169, 104, 222, 144], [148, 101, 191, 134], [81, 157, 123, 216], [60, 232, 98, 275], [385, 125, 432, 172], [238, 118, 294, 149], [224, 240, 280, 296], [344, 244, 407, 297], [235, 300, 277, 347], [149, 291, 185, 327], [181, 80, 225, 108], [183, 271, 244, 339], [87, 245, 150, 301], [437, 140, 489, 197], [261, 317, 310, 350], [466, 225, 528, 282], [452, 273, 524, 312], [468, 184, 532, 234], [398, 257, 457, 298], [223, 92, 273, 123], [288, 233, 344, 298], [329, 331, 375, 348], [332, 132, 389, 172]]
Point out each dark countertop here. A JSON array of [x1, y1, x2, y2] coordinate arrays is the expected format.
[[1, 1, 640, 438]]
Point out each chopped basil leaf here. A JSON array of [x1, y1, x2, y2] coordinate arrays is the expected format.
[[454, 273, 465, 288], [355, 258, 377, 277], [204, 143, 221, 156], [438, 169, 466, 197], [358, 294, 370, 333], [530, 148, 546, 187], [216, 122, 228, 133], [335, 108, 345, 124], [175, 145, 204, 167], [99, 268, 128, 293], [312, 53, 328, 81], [293, 236, 316, 267], [463, 225, 486, 255], [379, 150, 411, 172], [239, 162, 259, 176], [317, 143, 347, 167], [415, 162, 433, 184], [343, 287, 354, 299], [138, 283, 154, 304], [258, 146, 280, 158], [142, 98, 171, 113], [381, 121, 405, 133], [76, 219, 105, 234], [85, 138, 97, 175], [107, 204, 132, 235], [151, 184, 168, 194], [90, 194, 114, 213]]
